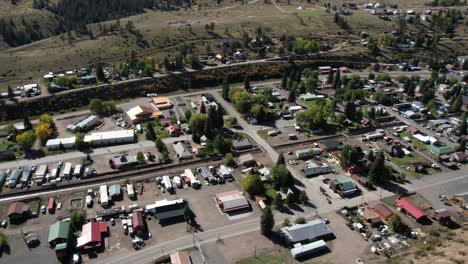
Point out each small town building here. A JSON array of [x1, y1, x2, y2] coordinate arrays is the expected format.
[[232, 138, 252, 150], [47, 197, 56, 213], [303, 161, 333, 177], [433, 209, 451, 224], [319, 140, 342, 152], [46, 137, 77, 150], [330, 177, 358, 196], [71, 115, 99, 132], [99, 185, 109, 207], [372, 203, 394, 221], [146, 199, 186, 221], [127, 184, 136, 199], [295, 148, 322, 159], [108, 184, 122, 200], [280, 219, 334, 245], [111, 154, 138, 169], [151, 96, 173, 110], [359, 207, 382, 226], [215, 190, 249, 213], [427, 142, 454, 156], [77, 222, 108, 250], [395, 197, 427, 222], [238, 153, 257, 167], [84, 130, 135, 146], [48, 221, 70, 257], [170, 251, 191, 264], [173, 142, 193, 160], [79, 75, 97, 84], [452, 152, 467, 163], [290, 240, 328, 259], [166, 125, 182, 136], [7, 202, 30, 223], [299, 93, 325, 101], [132, 210, 145, 235], [126, 105, 154, 124], [218, 165, 233, 180]]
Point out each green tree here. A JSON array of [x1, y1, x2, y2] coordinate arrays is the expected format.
[[6, 124, 17, 137], [23, 115, 32, 131], [285, 192, 296, 206], [332, 70, 341, 89], [70, 211, 86, 230], [270, 164, 293, 189], [244, 75, 250, 91], [200, 101, 206, 114], [0, 232, 8, 249], [450, 93, 463, 112], [136, 151, 145, 163], [295, 100, 330, 130], [295, 217, 306, 224], [96, 65, 107, 82], [298, 190, 308, 204], [459, 112, 467, 135], [340, 144, 360, 169], [185, 109, 192, 123], [242, 174, 265, 196], [388, 214, 402, 232], [146, 123, 156, 141], [223, 153, 236, 166], [344, 102, 357, 121], [288, 89, 296, 102], [189, 113, 207, 136], [16, 131, 36, 150], [260, 206, 274, 236], [457, 138, 466, 152], [89, 99, 104, 114], [7, 85, 13, 98], [75, 133, 86, 150], [250, 104, 268, 122], [276, 152, 285, 165], [368, 151, 391, 184], [273, 192, 284, 208], [222, 78, 230, 100], [39, 114, 55, 128], [155, 137, 165, 152]]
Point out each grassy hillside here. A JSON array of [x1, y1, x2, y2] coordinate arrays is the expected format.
[[0, 0, 466, 89]]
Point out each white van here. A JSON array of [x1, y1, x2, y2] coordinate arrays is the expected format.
[[268, 131, 278, 136]]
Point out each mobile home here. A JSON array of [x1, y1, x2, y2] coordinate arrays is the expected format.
[[162, 176, 173, 192], [62, 163, 73, 179], [127, 184, 135, 199], [184, 169, 200, 188], [99, 185, 109, 207], [73, 164, 83, 177]]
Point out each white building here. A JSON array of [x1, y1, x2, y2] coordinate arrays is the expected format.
[[184, 169, 200, 188], [46, 137, 76, 150], [127, 184, 135, 199], [100, 185, 109, 207], [84, 130, 135, 146], [62, 162, 73, 179], [303, 161, 333, 177], [71, 115, 99, 131]]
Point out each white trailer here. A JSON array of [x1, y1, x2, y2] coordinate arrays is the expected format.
[[100, 185, 109, 207], [50, 167, 59, 179], [35, 165, 48, 178], [162, 175, 173, 192], [184, 169, 200, 188], [73, 164, 83, 177], [127, 184, 135, 199], [63, 162, 73, 179]]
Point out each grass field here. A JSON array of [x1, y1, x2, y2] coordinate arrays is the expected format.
[[400, 131, 428, 150], [237, 254, 286, 264], [390, 151, 431, 177]]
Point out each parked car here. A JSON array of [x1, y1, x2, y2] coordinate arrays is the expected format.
[[41, 205, 46, 214], [1, 220, 7, 228]]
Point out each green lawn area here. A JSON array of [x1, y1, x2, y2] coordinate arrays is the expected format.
[[257, 130, 268, 140], [237, 255, 287, 264], [297, 11, 324, 17], [0, 139, 12, 151], [390, 152, 427, 177], [155, 127, 170, 138], [400, 131, 428, 150]]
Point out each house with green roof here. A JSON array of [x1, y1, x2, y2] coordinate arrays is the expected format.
[[330, 177, 358, 197], [299, 93, 325, 101], [48, 221, 71, 257], [427, 142, 454, 156]]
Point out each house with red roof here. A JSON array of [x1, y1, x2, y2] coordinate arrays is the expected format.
[[166, 125, 182, 136], [395, 197, 427, 222], [77, 222, 108, 250], [132, 210, 145, 235]]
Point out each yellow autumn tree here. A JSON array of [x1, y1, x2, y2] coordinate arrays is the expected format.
[[35, 123, 52, 145]]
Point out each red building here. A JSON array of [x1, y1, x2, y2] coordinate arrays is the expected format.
[[77, 222, 108, 250], [395, 197, 427, 222], [132, 210, 145, 235], [47, 197, 56, 213]]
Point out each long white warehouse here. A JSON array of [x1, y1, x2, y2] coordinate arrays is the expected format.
[[46, 137, 76, 150], [84, 130, 135, 146]]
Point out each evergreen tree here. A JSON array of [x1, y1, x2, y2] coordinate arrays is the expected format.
[[332, 70, 341, 89], [145, 123, 156, 141], [459, 112, 467, 135], [273, 193, 283, 208], [345, 102, 356, 121], [200, 101, 206, 114], [7, 85, 13, 98], [326, 71, 333, 84], [23, 115, 32, 131], [96, 65, 107, 82], [281, 72, 288, 89], [288, 89, 296, 102], [276, 152, 285, 165], [215, 104, 224, 129], [244, 75, 250, 91], [450, 93, 463, 112], [298, 190, 308, 204], [260, 206, 274, 236], [204, 112, 214, 139], [368, 151, 391, 184], [222, 78, 230, 100], [457, 138, 466, 152]]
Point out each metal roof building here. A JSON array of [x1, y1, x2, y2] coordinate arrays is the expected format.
[[146, 198, 186, 221], [84, 130, 135, 146], [48, 221, 70, 256], [215, 190, 249, 212], [46, 137, 76, 150], [280, 219, 334, 244]]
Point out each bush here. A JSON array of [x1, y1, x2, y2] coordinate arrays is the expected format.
[[295, 217, 306, 224]]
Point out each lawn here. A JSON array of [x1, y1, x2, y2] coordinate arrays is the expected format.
[[390, 151, 435, 178], [237, 254, 286, 264], [400, 131, 428, 150]]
